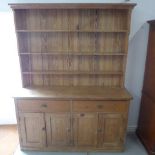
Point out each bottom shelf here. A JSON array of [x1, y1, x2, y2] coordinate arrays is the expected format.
[[22, 73, 123, 87]]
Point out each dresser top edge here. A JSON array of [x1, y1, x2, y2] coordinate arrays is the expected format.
[[9, 3, 136, 10]]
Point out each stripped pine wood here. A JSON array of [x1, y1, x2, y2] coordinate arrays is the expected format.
[[10, 3, 135, 152], [14, 6, 133, 87]]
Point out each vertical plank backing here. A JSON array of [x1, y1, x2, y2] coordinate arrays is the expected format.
[[14, 7, 132, 87]]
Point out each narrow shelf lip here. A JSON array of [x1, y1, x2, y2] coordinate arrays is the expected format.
[[19, 52, 126, 56], [22, 71, 123, 75], [16, 29, 128, 33], [9, 3, 136, 10]]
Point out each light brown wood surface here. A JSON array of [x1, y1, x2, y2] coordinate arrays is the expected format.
[[18, 113, 46, 148], [13, 86, 132, 100], [15, 98, 130, 151], [72, 100, 129, 112], [73, 113, 98, 147], [11, 3, 135, 87], [17, 100, 70, 112], [10, 3, 135, 152], [9, 3, 136, 9], [46, 113, 71, 146], [98, 114, 124, 147]]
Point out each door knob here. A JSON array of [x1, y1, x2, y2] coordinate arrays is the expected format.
[[67, 128, 71, 132]]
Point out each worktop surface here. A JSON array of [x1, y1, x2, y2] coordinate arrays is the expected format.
[[13, 86, 132, 100]]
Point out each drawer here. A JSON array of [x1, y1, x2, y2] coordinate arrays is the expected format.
[[72, 101, 129, 113], [16, 99, 70, 112]]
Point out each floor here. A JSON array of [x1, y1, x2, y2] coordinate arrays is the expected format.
[[14, 134, 148, 155], [0, 125, 19, 155]]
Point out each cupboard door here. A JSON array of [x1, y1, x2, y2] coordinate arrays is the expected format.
[[143, 25, 155, 101], [138, 93, 155, 152], [45, 113, 71, 146], [73, 113, 97, 147], [19, 112, 46, 148], [98, 113, 124, 147]]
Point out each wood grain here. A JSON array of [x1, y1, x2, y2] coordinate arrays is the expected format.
[[13, 86, 132, 100], [9, 3, 136, 10], [18, 112, 46, 148], [73, 113, 98, 147], [12, 5, 134, 87], [11, 3, 135, 152], [46, 113, 71, 146]]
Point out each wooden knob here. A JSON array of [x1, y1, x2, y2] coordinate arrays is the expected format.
[[42, 127, 46, 131], [80, 113, 85, 117], [41, 104, 47, 107], [76, 25, 79, 30], [97, 129, 102, 132], [97, 105, 103, 109], [67, 128, 71, 132]]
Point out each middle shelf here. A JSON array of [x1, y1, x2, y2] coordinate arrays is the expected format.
[[22, 71, 123, 75], [16, 29, 128, 33], [19, 52, 126, 56]]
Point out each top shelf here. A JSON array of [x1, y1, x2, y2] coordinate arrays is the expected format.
[[16, 29, 128, 33], [9, 3, 136, 10]]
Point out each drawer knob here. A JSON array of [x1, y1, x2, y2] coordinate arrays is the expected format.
[[67, 128, 71, 132], [97, 105, 103, 109], [80, 113, 85, 117], [97, 129, 102, 132], [42, 127, 46, 131], [41, 104, 47, 108]]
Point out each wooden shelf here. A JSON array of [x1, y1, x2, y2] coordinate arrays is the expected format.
[[22, 71, 123, 75], [9, 3, 136, 10], [16, 29, 128, 33], [12, 4, 134, 87], [19, 52, 126, 56]]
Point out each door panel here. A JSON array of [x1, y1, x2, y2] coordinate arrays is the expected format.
[[138, 93, 155, 151], [73, 113, 97, 147], [19, 112, 45, 148], [46, 113, 71, 146], [143, 26, 155, 101], [98, 113, 124, 147]]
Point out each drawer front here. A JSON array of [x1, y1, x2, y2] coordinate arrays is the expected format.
[[73, 101, 129, 113], [16, 99, 70, 112]]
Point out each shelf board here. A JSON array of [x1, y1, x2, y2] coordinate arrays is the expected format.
[[9, 3, 136, 10], [16, 29, 128, 33], [22, 71, 123, 75], [19, 52, 126, 56]]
